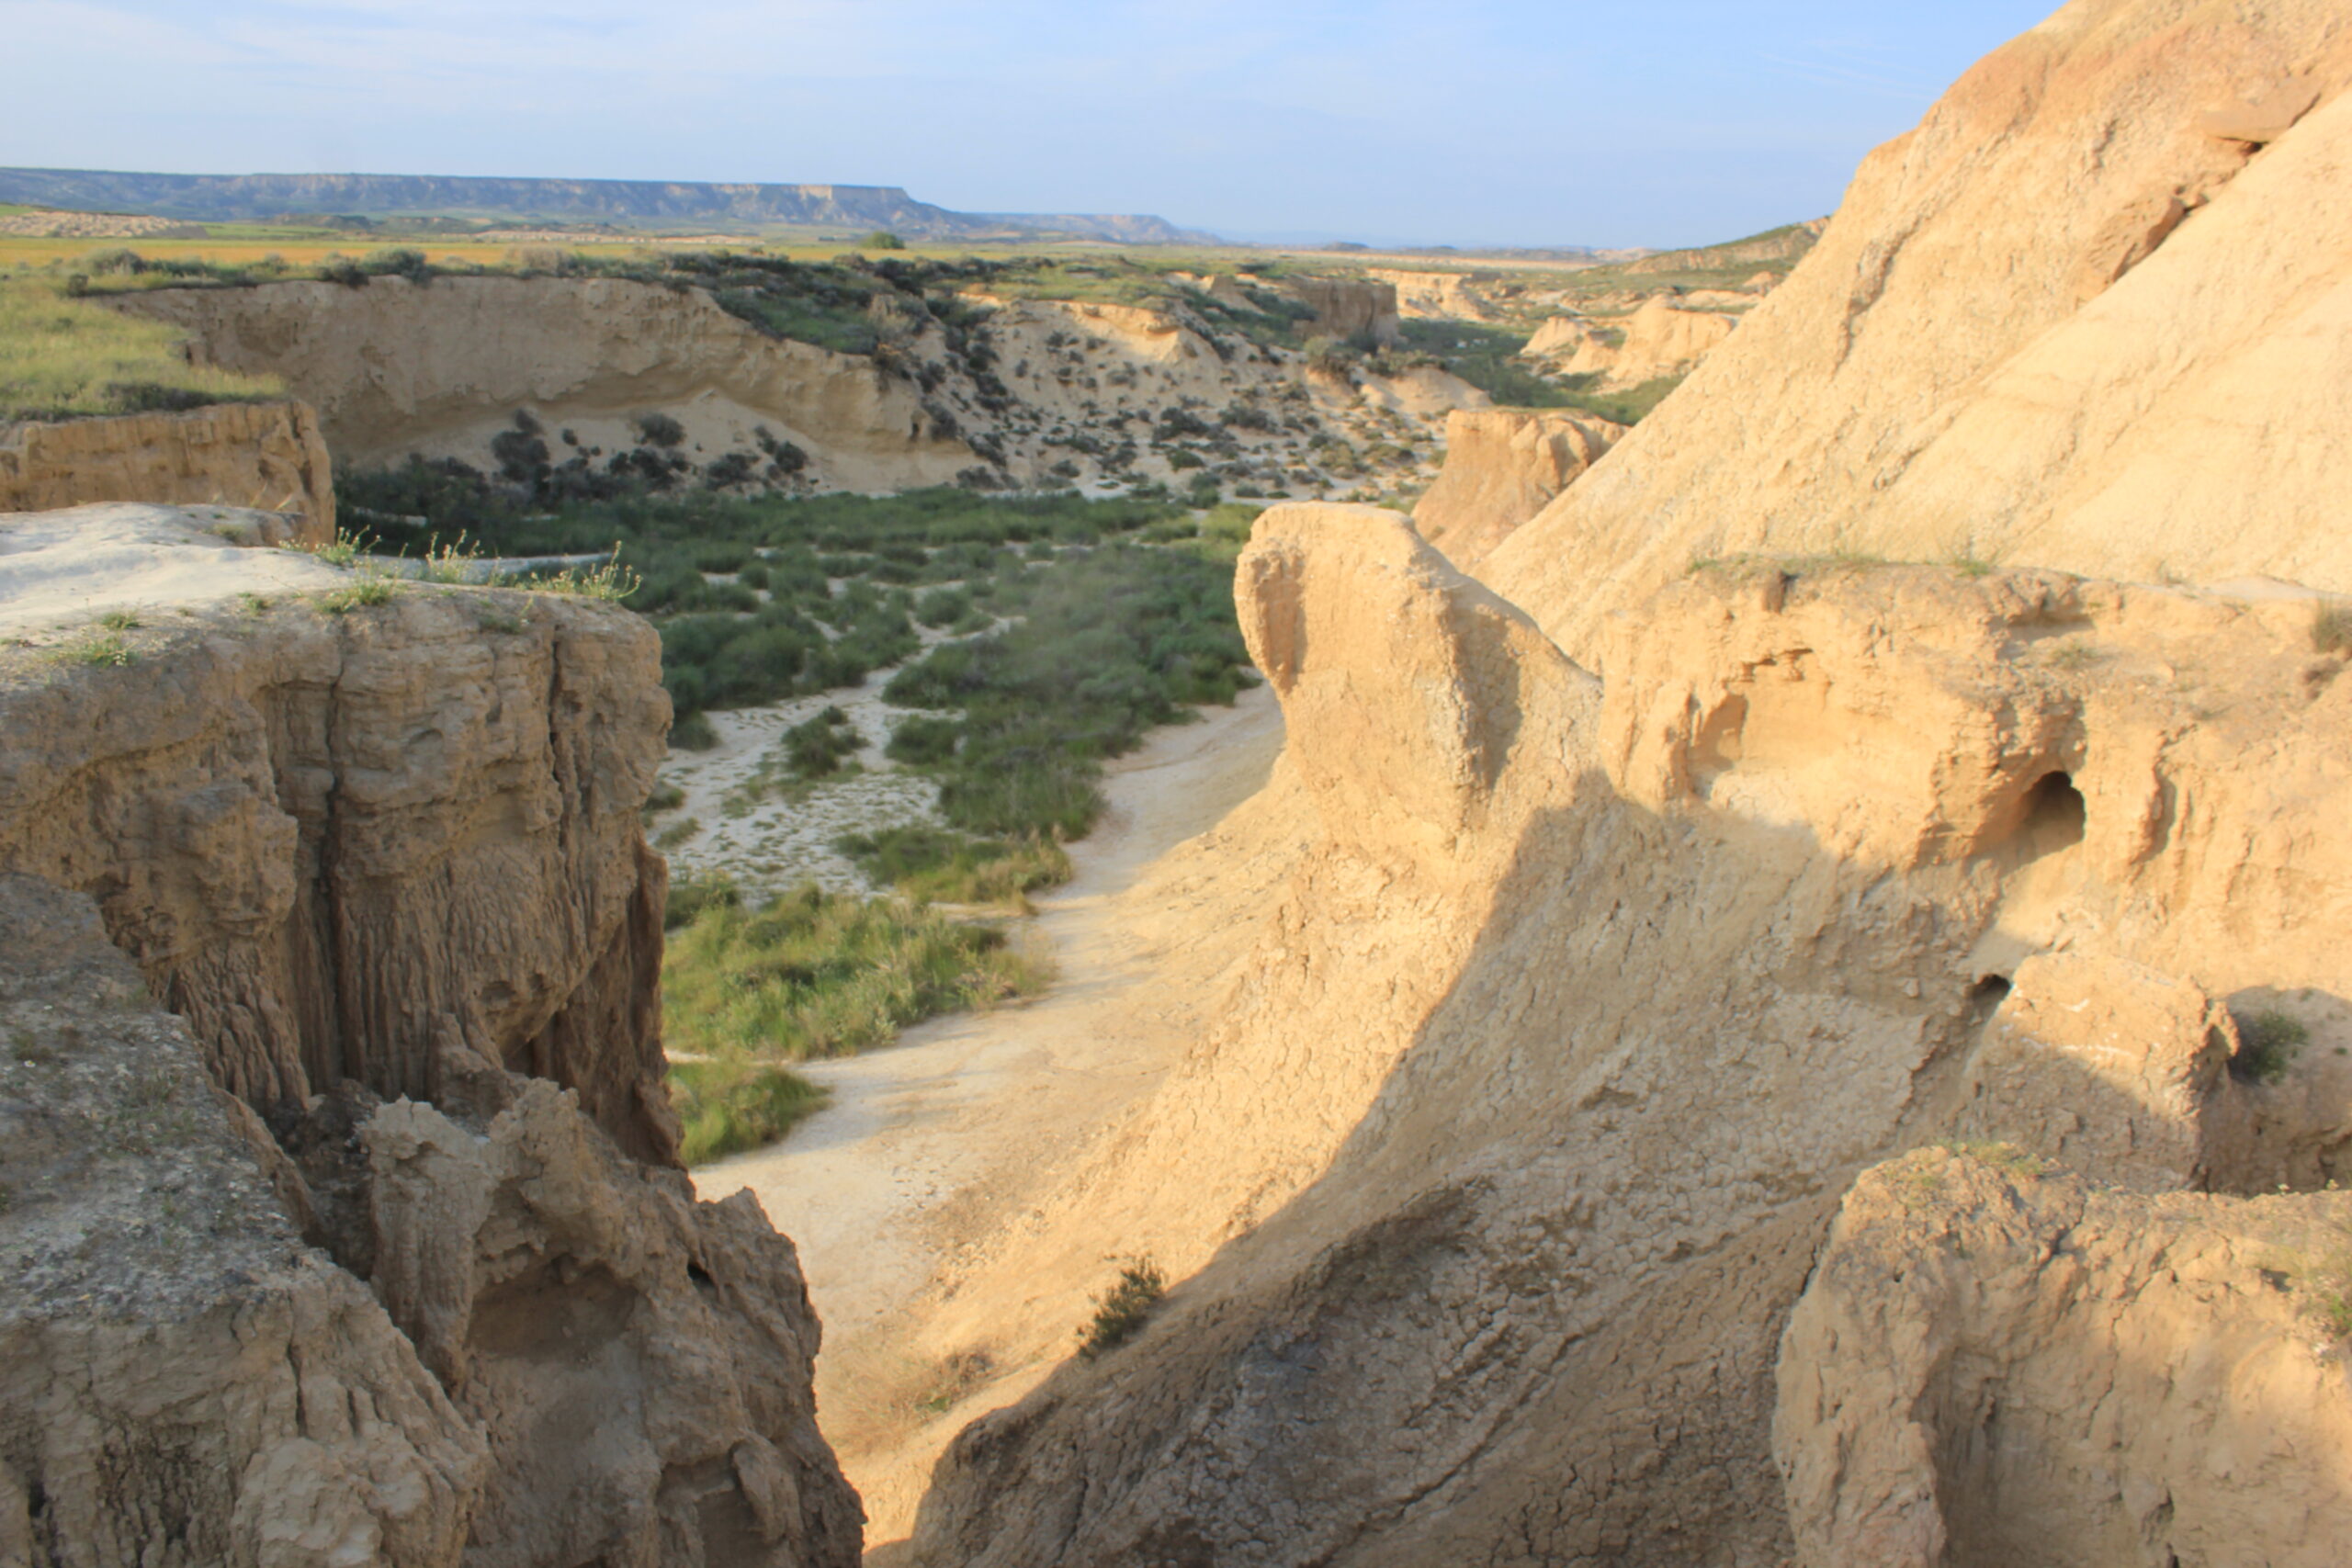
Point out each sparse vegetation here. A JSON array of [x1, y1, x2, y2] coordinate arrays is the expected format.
[[51, 631, 136, 667], [2312, 601, 2352, 656], [658, 882, 1050, 1162], [1078, 1258, 1167, 1358], [314, 576, 397, 614], [2233, 1008, 2310, 1084]]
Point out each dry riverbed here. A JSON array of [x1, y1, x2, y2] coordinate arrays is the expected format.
[[690, 680, 1284, 1547]]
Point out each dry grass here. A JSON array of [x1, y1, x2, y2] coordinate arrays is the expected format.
[[0, 277, 280, 420]]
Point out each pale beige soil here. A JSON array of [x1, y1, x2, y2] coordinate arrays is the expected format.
[[690, 681, 1283, 1545]]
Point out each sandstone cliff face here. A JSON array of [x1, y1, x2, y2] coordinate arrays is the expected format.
[[0, 400, 334, 537], [111, 276, 977, 489], [0, 506, 861, 1566], [906, 506, 2352, 1566], [1486, 0, 2352, 663], [1411, 407, 1623, 567]]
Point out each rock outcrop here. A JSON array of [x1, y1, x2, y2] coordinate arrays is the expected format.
[[0, 506, 862, 1565], [0, 400, 334, 537], [1532, 294, 1737, 387], [1486, 0, 2352, 663], [1365, 268, 1499, 321], [903, 510, 2352, 1565], [1410, 406, 1623, 566], [110, 276, 978, 489], [1278, 276, 1402, 345], [1777, 1151, 2352, 1568]]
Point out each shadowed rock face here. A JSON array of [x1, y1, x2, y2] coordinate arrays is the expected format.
[[0, 515, 863, 1566], [904, 504, 2352, 1566]]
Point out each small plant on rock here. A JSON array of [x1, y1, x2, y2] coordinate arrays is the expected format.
[[2233, 1008, 2311, 1085], [2312, 602, 2352, 657], [1078, 1258, 1167, 1359]]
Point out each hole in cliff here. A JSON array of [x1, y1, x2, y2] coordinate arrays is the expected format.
[[2017, 771, 2086, 858], [1967, 974, 2013, 1022], [687, 1261, 716, 1292]]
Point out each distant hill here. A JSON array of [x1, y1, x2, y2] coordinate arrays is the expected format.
[[0, 168, 1221, 244]]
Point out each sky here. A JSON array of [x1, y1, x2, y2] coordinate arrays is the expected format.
[[0, 1, 2061, 248]]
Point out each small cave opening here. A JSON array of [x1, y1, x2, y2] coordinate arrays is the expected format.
[[2016, 771, 2087, 859], [1966, 973, 2013, 1022]]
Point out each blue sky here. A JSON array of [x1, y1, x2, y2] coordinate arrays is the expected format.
[[0, 1, 2058, 246]]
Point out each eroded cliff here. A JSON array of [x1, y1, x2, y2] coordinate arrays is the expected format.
[[1486, 0, 2352, 664], [0, 504, 861, 1566], [901, 507, 2352, 1565], [0, 400, 334, 536]]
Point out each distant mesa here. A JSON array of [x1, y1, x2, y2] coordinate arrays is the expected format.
[[0, 167, 1223, 245]]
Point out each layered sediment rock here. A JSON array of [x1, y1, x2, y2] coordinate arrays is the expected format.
[[0, 507, 861, 1566], [0, 400, 334, 536], [1411, 406, 1623, 566], [1487, 0, 2352, 661], [0, 554, 675, 1157]]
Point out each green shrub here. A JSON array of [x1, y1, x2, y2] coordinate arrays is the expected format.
[[670, 1058, 829, 1165], [671, 711, 720, 750], [1077, 1258, 1166, 1358], [862, 231, 908, 251], [782, 706, 865, 779], [2312, 602, 2352, 656], [915, 585, 973, 627], [886, 716, 961, 767]]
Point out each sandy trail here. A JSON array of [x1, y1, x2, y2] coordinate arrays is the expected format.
[[691, 682, 1284, 1532]]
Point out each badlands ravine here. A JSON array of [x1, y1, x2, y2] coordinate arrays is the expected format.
[[693, 682, 1283, 1544]]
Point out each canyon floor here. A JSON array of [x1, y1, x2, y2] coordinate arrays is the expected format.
[[692, 680, 1284, 1544]]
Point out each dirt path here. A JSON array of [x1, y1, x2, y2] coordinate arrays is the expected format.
[[691, 683, 1284, 1539]]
